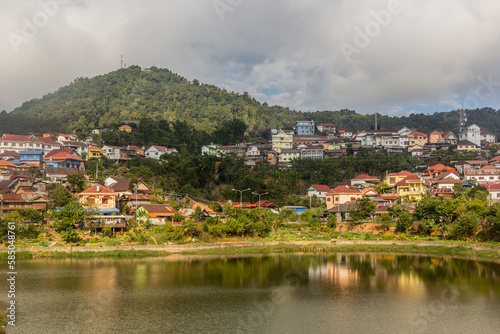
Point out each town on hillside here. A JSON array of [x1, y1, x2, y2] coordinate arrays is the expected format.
[[1, 113, 499, 242]]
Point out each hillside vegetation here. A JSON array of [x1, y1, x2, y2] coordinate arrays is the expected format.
[[0, 65, 499, 135]]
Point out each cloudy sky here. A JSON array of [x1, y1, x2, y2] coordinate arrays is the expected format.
[[1, 0, 500, 116]]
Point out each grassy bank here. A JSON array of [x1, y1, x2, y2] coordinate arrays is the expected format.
[[180, 243, 500, 262], [0, 249, 170, 260]]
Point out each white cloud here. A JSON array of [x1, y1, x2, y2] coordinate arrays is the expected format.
[[0, 0, 500, 116]]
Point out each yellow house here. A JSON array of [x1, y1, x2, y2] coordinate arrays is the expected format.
[[88, 146, 106, 159], [408, 132, 428, 150], [272, 130, 293, 153], [77, 184, 118, 212], [385, 170, 418, 187], [395, 176, 427, 201], [119, 125, 132, 133], [326, 186, 362, 210]]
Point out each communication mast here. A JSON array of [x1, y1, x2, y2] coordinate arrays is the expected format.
[[121, 54, 124, 69], [459, 109, 467, 134]]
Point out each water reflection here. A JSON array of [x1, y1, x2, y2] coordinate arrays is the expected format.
[[6, 254, 500, 333]]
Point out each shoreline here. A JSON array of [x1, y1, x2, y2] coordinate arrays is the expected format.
[[2, 240, 500, 262]]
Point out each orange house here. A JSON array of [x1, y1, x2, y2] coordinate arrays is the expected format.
[[325, 186, 362, 210], [77, 184, 118, 212]]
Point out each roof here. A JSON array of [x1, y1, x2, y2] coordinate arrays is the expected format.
[[0, 151, 20, 157], [486, 183, 500, 191], [395, 175, 421, 187], [45, 151, 85, 162], [0, 134, 59, 145], [327, 186, 361, 195], [464, 169, 499, 176], [62, 141, 88, 147], [457, 140, 477, 146], [387, 170, 417, 177], [119, 125, 132, 129], [309, 185, 331, 192], [78, 184, 117, 195], [408, 132, 428, 136], [107, 177, 131, 192], [138, 204, 176, 216], [45, 167, 82, 176], [480, 130, 495, 135], [351, 174, 379, 181], [0, 160, 17, 168], [128, 145, 141, 150], [318, 123, 335, 127], [88, 146, 105, 152]]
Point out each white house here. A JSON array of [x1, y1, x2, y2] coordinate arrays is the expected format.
[[481, 131, 497, 144], [0, 134, 60, 155], [464, 166, 500, 184], [145, 145, 178, 159], [307, 185, 331, 199], [459, 124, 481, 147]]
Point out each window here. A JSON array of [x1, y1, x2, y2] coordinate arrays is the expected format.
[[350, 197, 356, 201]]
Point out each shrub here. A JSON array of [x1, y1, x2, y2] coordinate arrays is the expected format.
[[397, 233, 407, 241], [102, 227, 113, 238], [382, 232, 395, 240], [208, 224, 224, 238], [327, 213, 337, 229], [376, 213, 393, 232], [60, 230, 82, 243]]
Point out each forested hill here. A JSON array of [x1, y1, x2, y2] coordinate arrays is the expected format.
[[0, 66, 302, 134], [0, 65, 499, 136]]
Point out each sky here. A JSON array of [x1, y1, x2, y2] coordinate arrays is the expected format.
[[1, 0, 500, 116]]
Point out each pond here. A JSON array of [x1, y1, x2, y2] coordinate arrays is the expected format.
[[4, 253, 500, 333]]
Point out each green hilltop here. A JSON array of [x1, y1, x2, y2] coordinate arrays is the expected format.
[[0, 65, 499, 136]]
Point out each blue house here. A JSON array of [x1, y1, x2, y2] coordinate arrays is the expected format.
[[19, 151, 44, 167], [282, 206, 308, 214], [295, 120, 315, 135]]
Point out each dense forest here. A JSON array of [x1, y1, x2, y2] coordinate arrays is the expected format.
[[0, 65, 499, 136]]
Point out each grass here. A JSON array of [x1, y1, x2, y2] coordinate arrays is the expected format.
[[0, 249, 170, 260]]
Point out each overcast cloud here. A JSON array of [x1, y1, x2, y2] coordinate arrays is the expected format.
[[1, 0, 500, 116]]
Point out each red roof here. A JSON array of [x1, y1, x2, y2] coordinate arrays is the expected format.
[[0, 151, 20, 157], [395, 175, 420, 187], [408, 132, 428, 137], [45, 151, 85, 162], [310, 185, 331, 192], [0, 134, 59, 145], [486, 183, 500, 191], [352, 174, 379, 180], [78, 184, 116, 195], [62, 141, 87, 146], [88, 146, 105, 152], [327, 186, 360, 194], [388, 170, 417, 177], [0, 160, 17, 168], [45, 148, 75, 158]]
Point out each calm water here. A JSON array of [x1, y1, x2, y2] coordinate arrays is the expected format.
[[3, 253, 500, 334]]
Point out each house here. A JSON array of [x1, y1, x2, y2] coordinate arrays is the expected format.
[[19, 151, 44, 168], [459, 124, 481, 147], [295, 120, 315, 135], [272, 130, 293, 153], [424, 164, 457, 177], [102, 145, 136, 162], [350, 174, 380, 188], [179, 198, 217, 218], [360, 187, 379, 197], [127, 145, 145, 157], [254, 200, 279, 209], [104, 176, 133, 197], [0, 134, 60, 155], [134, 204, 177, 225], [464, 166, 500, 184], [77, 184, 118, 213], [0, 192, 49, 214], [325, 186, 362, 210], [324, 201, 357, 223], [0, 151, 20, 161], [485, 183, 500, 203], [61, 141, 88, 156], [317, 123, 336, 133], [300, 146, 324, 160], [0, 160, 17, 171], [118, 125, 133, 133], [407, 132, 429, 150], [145, 145, 178, 159], [395, 175, 427, 201], [45, 167, 82, 183], [457, 140, 479, 152], [56, 134, 77, 144], [44, 150, 85, 170], [428, 131, 447, 144], [246, 146, 262, 160], [480, 130, 496, 144], [279, 149, 301, 165], [385, 171, 419, 187], [443, 131, 459, 145], [88, 146, 106, 159], [307, 185, 331, 199]]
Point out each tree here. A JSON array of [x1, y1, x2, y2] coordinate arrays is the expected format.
[[49, 185, 75, 208], [67, 173, 86, 192], [350, 197, 376, 223]]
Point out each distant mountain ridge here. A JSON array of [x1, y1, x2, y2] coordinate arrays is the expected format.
[[0, 65, 499, 136]]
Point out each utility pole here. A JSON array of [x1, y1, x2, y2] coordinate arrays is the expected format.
[[121, 54, 123, 69], [252, 192, 268, 207], [233, 188, 250, 208]]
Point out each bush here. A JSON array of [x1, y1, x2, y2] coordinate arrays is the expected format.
[[382, 232, 395, 240], [447, 212, 479, 241], [102, 227, 113, 238], [327, 213, 337, 229], [60, 230, 82, 243], [376, 213, 393, 232], [39, 241, 50, 247], [208, 224, 224, 238]]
